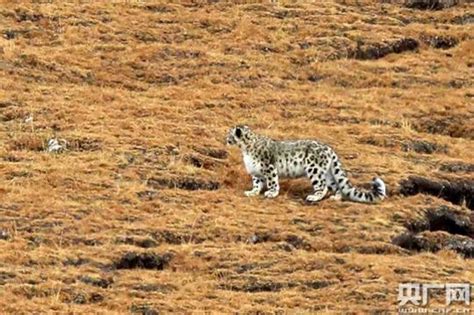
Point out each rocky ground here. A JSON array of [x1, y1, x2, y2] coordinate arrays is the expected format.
[[0, 0, 473, 313]]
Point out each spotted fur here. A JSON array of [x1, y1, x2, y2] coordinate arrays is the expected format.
[[226, 125, 386, 203]]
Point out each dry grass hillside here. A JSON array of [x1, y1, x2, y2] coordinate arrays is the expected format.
[[0, 0, 473, 313]]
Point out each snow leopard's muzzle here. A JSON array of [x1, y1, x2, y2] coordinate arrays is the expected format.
[[226, 130, 237, 145]]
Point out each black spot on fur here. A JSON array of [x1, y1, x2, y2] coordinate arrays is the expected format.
[[235, 128, 242, 138], [334, 168, 340, 175], [376, 185, 383, 195]]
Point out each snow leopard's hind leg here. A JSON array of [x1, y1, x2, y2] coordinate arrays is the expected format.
[[304, 151, 330, 202], [327, 172, 343, 200]]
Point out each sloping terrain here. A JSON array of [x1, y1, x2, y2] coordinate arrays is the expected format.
[[0, 0, 473, 313]]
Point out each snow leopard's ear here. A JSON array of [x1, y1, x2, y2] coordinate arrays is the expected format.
[[235, 127, 242, 138]]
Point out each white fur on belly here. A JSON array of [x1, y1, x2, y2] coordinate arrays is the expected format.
[[275, 159, 306, 178], [243, 153, 261, 175]]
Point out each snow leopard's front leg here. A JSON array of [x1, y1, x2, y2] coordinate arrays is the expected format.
[[244, 176, 264, 197], [263, 164, 279, 198]]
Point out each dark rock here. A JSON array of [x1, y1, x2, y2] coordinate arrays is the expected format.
[[451, 13, 474, 25], [3, 30, 15, 40], [392, 232, 474, 258], [399, 176, 474, 209], [79, 275, 113, 289], [116, 236, 157, 248], [63, 257, 90, 267], [235, 263, 257, 274], [248, 232, 272, 244], [355, 243, 407, 255], [405, 217, 430, 234], [143, 4, 176, 13], [392, 232, 440, 252], [0, 271, 16, 285], [147, 177, 220, 191], [184, 154, 221, 170], [439, 162, 474, 173], [308, 74, 323, 82], [303, 280, 333, 289], [2, 29, 29, 40], [2, 154, 22, 162], [192, 146, 228, 159], [349, 38, 418, 60], [299, 41, 311, 49], [136, 190, 158, 201], [72, 237, 102, 246], [413, 115, 473, 139], [358, 136, 397, 148], [422, 35, 458, 49], [89, 293, 104, 303], [185, 155, 204, 168], [14, 8, 44, 22], [445, 238, 474, 258], [406, 206, 474, 237], [273, 242, 295, 252], [427, 207, 473, 237], [115, 252, 172, 270], [132, 283, 175, 293], [256, 44, 278, 53], [404, 0, 459, 10], [0, 230, 10, 240], [393, 268, 408, 274], [135, 238, 157, 248], [153, 230, 187, 245], [68, 137, 102, 151], [130, 304, 159, 315], [234, 281, 285, 292], [401, 140, 447, 154], [285, 234, 312, 250], [221, 279, 332, 292], [73, 293, 87, 304], [134, 31, 160, 43], [71, 292, 104, 304], [394, 205, 474, 258]]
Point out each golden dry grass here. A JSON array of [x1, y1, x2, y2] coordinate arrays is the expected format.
[[0, 0, 473, 313]]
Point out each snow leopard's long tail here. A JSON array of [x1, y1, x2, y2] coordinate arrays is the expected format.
[[330, 157, 386, 204]]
